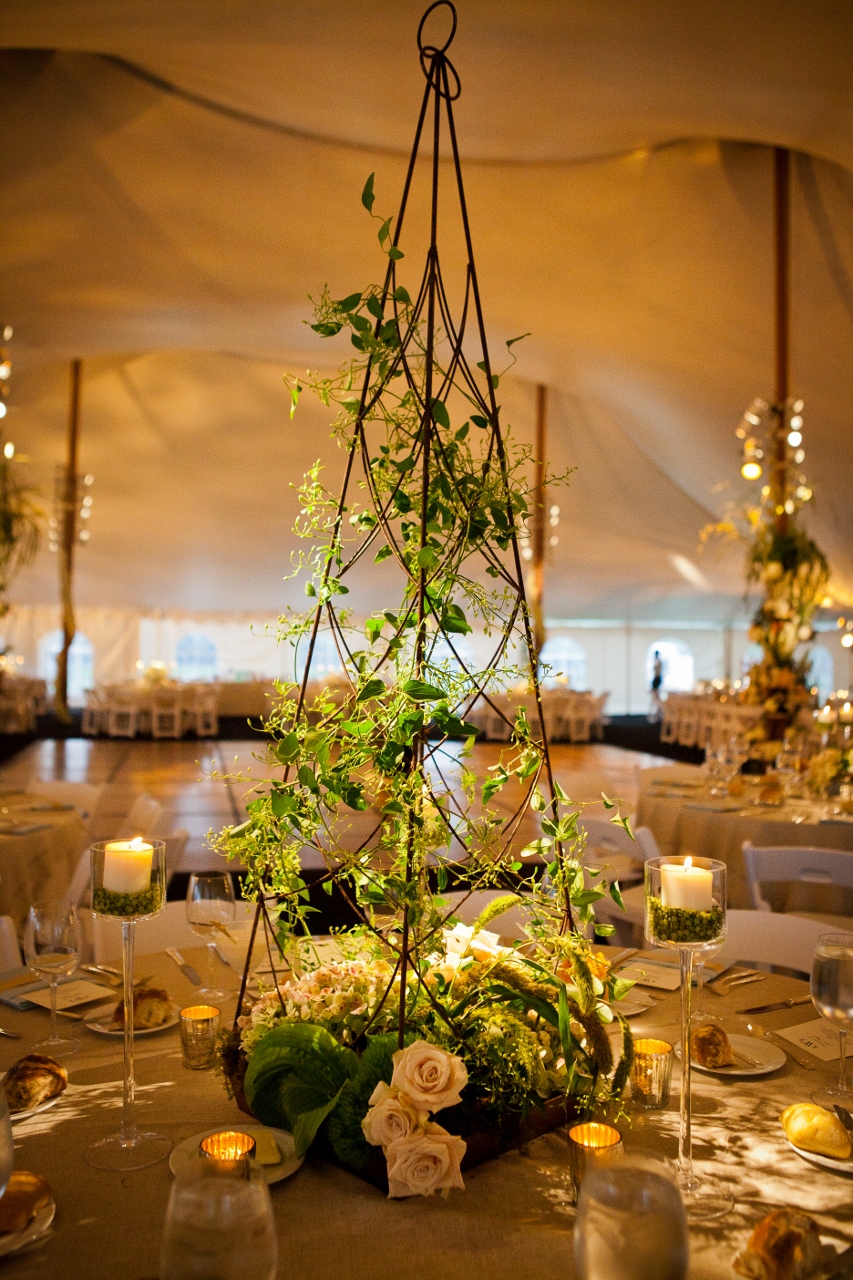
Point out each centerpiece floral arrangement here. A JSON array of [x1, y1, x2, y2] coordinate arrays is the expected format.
[[212, 3, 635, 1199]]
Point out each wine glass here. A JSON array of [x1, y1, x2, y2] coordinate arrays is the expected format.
[[23, 901, 82, 1057], [810, 932, 853, 1109], [186, 873, 236, 1001], [160, 1165, 278, 1280], [575, 1163, 688, 1280]]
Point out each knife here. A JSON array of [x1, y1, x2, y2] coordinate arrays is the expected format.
[[834, 1103, 853, 1132], [737, 995, 812, 1015], [166, 947, 201, 986]]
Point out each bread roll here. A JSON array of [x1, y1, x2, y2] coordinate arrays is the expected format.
[[3, 1054, 67, 1113], [691, 1022, 734, 1068], [732, 1208, 828, 1280], [0, 1172, 51, 1234], [781, 1102, 851, 1159], [110, 988, 171, 1030]]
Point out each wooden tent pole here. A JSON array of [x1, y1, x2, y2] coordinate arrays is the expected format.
[[55, 359, 81, 724], [772, 146, 790, 536], [528, 383, 547, 660]]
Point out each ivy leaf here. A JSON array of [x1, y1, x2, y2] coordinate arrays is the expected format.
[[482, 766, 508, 803], [401, 679, 448, 701], [274, 733, 300, 765], [601, 792, 616, 810], [388, 246, 404, 260], [356, 679, 386, 702], [441, 602, 471, 635], [430, 398, 450, 429], [366, 294, 384, 320], [361, 173, 375, 213], [455, 423, 469, 442], [377, 217, 392, 247], [393, 285, 412, 304], [415, 547, 438, 570], [311, 321, 343, 337], [374, 545, 393, 564], [336, 292, 363, 312], [506, 332, 531, 349], [290, 382, 302, 419], [609, 879, 625, 911], [365, 617, 384, 644], [530, 788, 546, 813], [471, 414, 489, 429], [305, 582, 316, 597]]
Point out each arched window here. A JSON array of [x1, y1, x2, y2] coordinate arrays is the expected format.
[[175, 634, 218, 682], [294, 630, 346, 682], [538, 636, 588, 689], [37, 630, 94, 704], [808, 646, 834, 703], [646, 639, 694, 694]]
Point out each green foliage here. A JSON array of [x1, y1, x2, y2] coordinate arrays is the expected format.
[[326, 1032, 417, 1171]]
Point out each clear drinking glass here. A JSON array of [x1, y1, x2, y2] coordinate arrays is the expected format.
[[810, 931, 853, 1109], [23, 901, 82, 1057], [0, 1092, 14, 1198], [574, 1164, 688, 1280], [160, 1165, 278, 1280], [186, 873, 237, 1002]]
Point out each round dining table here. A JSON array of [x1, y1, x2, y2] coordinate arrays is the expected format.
[[0, 946, 850, 1278], [636, 778, 853, 915], [0, 793, 86, 934]]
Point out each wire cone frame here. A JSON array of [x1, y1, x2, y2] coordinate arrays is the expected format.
[[227, 2, 597, 1050]]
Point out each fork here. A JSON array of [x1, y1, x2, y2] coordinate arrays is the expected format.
[[707, 972, 765, 997], [0, 1026, 21, 1039]]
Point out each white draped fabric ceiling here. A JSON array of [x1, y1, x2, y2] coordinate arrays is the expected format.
[[2, 1, 853, 625]]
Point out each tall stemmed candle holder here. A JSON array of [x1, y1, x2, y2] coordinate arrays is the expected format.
[[644, 856, 732, 1220], [86, 838, 171, 1171]]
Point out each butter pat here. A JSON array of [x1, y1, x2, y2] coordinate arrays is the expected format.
[[252, 1130, 281, 1166]]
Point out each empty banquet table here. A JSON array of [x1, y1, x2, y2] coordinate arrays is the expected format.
[[636, 776, 853, 912], [0, 793, 86, 933], [0, 947, 850, 1279]]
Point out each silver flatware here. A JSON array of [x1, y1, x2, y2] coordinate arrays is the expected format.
[[0, 1027, 20, 1039], [738, 994, 812, 1015], [166, 947, 201, 986], [765, 1030, 817, 1070], [834, 1104, 853, 1132], [707, 972, 765, 996]]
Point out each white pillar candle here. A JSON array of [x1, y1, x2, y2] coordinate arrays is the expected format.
[[660, 857, 713, 911], [102, 837, 153, 895]]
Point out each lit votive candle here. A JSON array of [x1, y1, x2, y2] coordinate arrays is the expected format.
[[660, 857, 713, 911], [179, 1004, 221, 1070], [567, 1122, 623, 1202], [199, 1130, 256, 1177], [102, 837, 153, 894], [630, 1038, 673, 1109]]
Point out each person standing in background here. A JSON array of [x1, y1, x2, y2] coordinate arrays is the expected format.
[[649, 649, 664, 721]]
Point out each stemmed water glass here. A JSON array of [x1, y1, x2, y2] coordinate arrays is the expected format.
[[186, 873, 236, 1001], [810, 932, 853, 1109], [24, 902, 82, 1057]]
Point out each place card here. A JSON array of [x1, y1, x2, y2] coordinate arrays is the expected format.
[[774, 1019, 840, 1062], [616, 964, 682, 991], [25, 980, 115, 1012]]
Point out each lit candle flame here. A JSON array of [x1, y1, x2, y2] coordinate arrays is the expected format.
[[684, 856, 693, 870], [129, 836, 147, 850]]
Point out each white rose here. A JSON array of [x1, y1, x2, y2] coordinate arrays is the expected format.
[[385, 1122, 466, 1198], [468, 928, 503, 962], [444, 922, 474, 958], [391, 1040, 468, 1112], [361, 1082, 429, 1149]]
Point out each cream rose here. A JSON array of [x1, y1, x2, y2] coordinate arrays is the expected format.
[[385, 1122, 466, 1198], [391, 1040, 468, 1112], [361, 1081, 429, 1149]]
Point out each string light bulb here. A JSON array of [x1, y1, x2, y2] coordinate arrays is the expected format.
[[741, 460, 762, 480]]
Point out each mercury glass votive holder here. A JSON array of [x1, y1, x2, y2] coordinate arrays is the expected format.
[[179, 1005, 221, 1070], [567, 1122, 623, 1204], [630, 1039, 674, 1109], [199, 1130, 256, 1178]]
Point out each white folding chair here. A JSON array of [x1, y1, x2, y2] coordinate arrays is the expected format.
[[116, 793, 164, 840], [151, 692, 184, 739], [81, 689, 106, 736], [677, 700, 699, 747], [742, 840, 853, 929], [106, 695, 139, 738], [580, 819, 660, 885], [190, 688, 219, 738], [659, 693, 682, 744], [714, 909, 830, 977], [591, 692, 610, 740]]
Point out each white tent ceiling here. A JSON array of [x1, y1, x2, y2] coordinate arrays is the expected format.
[[2, 2, 853, 621]]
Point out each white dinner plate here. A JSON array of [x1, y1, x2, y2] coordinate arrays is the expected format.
[[9, 1095, 63, 1124], [83, 1001, 180, 1036], [0, 1200, 55, 1257], [611, 999, 655, 1018], [675, 1034, 787, 1077], [169, 1126, 303, 1185], [785, 1137, 853, 1175]]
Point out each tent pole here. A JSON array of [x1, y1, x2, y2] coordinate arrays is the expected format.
[[528, 383, 547, 662], [771, 146, 790, 536], [55, 359, 81, 724]]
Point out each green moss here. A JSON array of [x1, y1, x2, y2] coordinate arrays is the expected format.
[[646, 896, 723, 945], [93, 884, 163, 919]]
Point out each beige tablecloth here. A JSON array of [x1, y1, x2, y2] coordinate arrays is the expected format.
[[0, 947, 850, 1279], [0, 797, 86, 933], [636, 786, 853, 912]]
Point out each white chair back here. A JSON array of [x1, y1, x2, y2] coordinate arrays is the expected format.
[[151, 693, 184, 739], [742, 840, 853, 912], [715, 909, 829, 976], [116, 793, 164, 840]]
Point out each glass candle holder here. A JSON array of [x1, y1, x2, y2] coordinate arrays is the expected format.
[[87, 839, 170, 1173], [179, 1005, 221, 1070], [630, 1039, 673, 1109], [567, 1122, 623, 1204], [644, 857, 730, 1221], [199, 1131, 256, 1178]]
